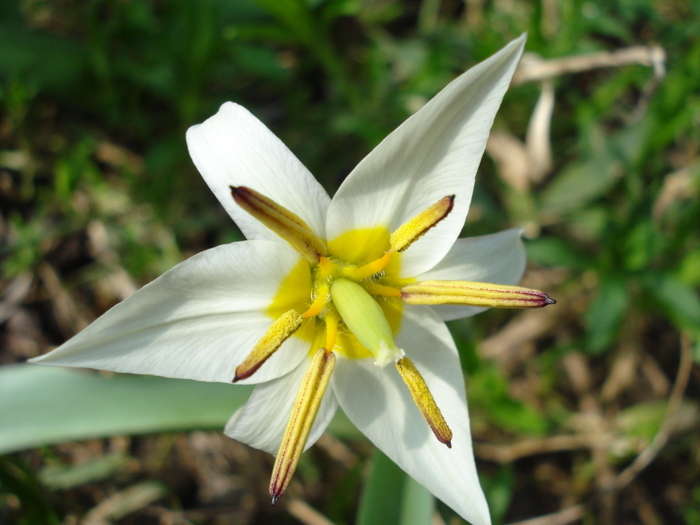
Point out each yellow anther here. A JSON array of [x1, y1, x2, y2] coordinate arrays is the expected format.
[[302, 283, 330, 318], [234, 310, 303, 382], [390, 195, 455, 253], [401, 280, 556, 308], [395, 357, 452, 447], [231, 186, 327, 264], [363, 281, 402, 298], [342, 251, 393, 281], [270, 348, 336, 505]]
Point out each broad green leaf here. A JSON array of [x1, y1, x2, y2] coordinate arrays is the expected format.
[[356, 450, 434, 525], [0, 364, 357, 455], [0, 364, 251, 455], [400, 476, 434, 525], [357, 451, 404, 525]]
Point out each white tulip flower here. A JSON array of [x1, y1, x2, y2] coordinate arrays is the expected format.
[[32, 34, 554, 525]]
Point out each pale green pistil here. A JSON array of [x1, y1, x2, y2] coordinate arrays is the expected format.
[[330, 278, 404, 367]]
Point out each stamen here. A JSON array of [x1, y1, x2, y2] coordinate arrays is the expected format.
[[401, 280, 556, 308], [324, 311, 339, 351], [234, 310, 303, 382], [302, 283, 330, 318], [317, 256, 335, 279], [341, 252, 393, 281], [390, 195, 455, 253], [395, 357, 452, 447], [270, 348, 336, 505], [363, 281, 402, 298], [231, 186, 327, 263]]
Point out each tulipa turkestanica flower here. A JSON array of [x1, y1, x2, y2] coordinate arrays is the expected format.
[[31, 34, 555, 525]]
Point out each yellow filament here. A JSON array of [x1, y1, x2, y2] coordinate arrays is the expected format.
[[342, 252, 393, 281], [324, 311, 339, 351], [302, 283, 330, 318], [364, 281, 402, 298], [401, 280, 556, 308], [395, 357, 452, 447], [234, 310, 303, 382], [270, 348, 336, 504], [231, 186, 327, 263], [317, 256, 335, 279], [390, 195, 454, 253]]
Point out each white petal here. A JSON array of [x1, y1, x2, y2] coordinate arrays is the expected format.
[[332, 307, 490, 525], [416, 228, 526, 321], [225, 359, 339, 454], [186, 102, 331, 240], [31, 241, 310, 384], [326, 35, 525, 276]]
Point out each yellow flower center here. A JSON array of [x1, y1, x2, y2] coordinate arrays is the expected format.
[[227, 185, 553, 503], [267, 226, 410, 362]]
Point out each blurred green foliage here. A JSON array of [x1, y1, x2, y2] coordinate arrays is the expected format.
[[1, 0, 699, 523]]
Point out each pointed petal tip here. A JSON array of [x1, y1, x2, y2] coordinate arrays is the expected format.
[[510, 32, 528, 49], [545, 295, 556, 305], [27, 353, 54, 365]]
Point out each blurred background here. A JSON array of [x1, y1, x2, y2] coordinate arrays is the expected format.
[[1, 0, 699, 524]]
